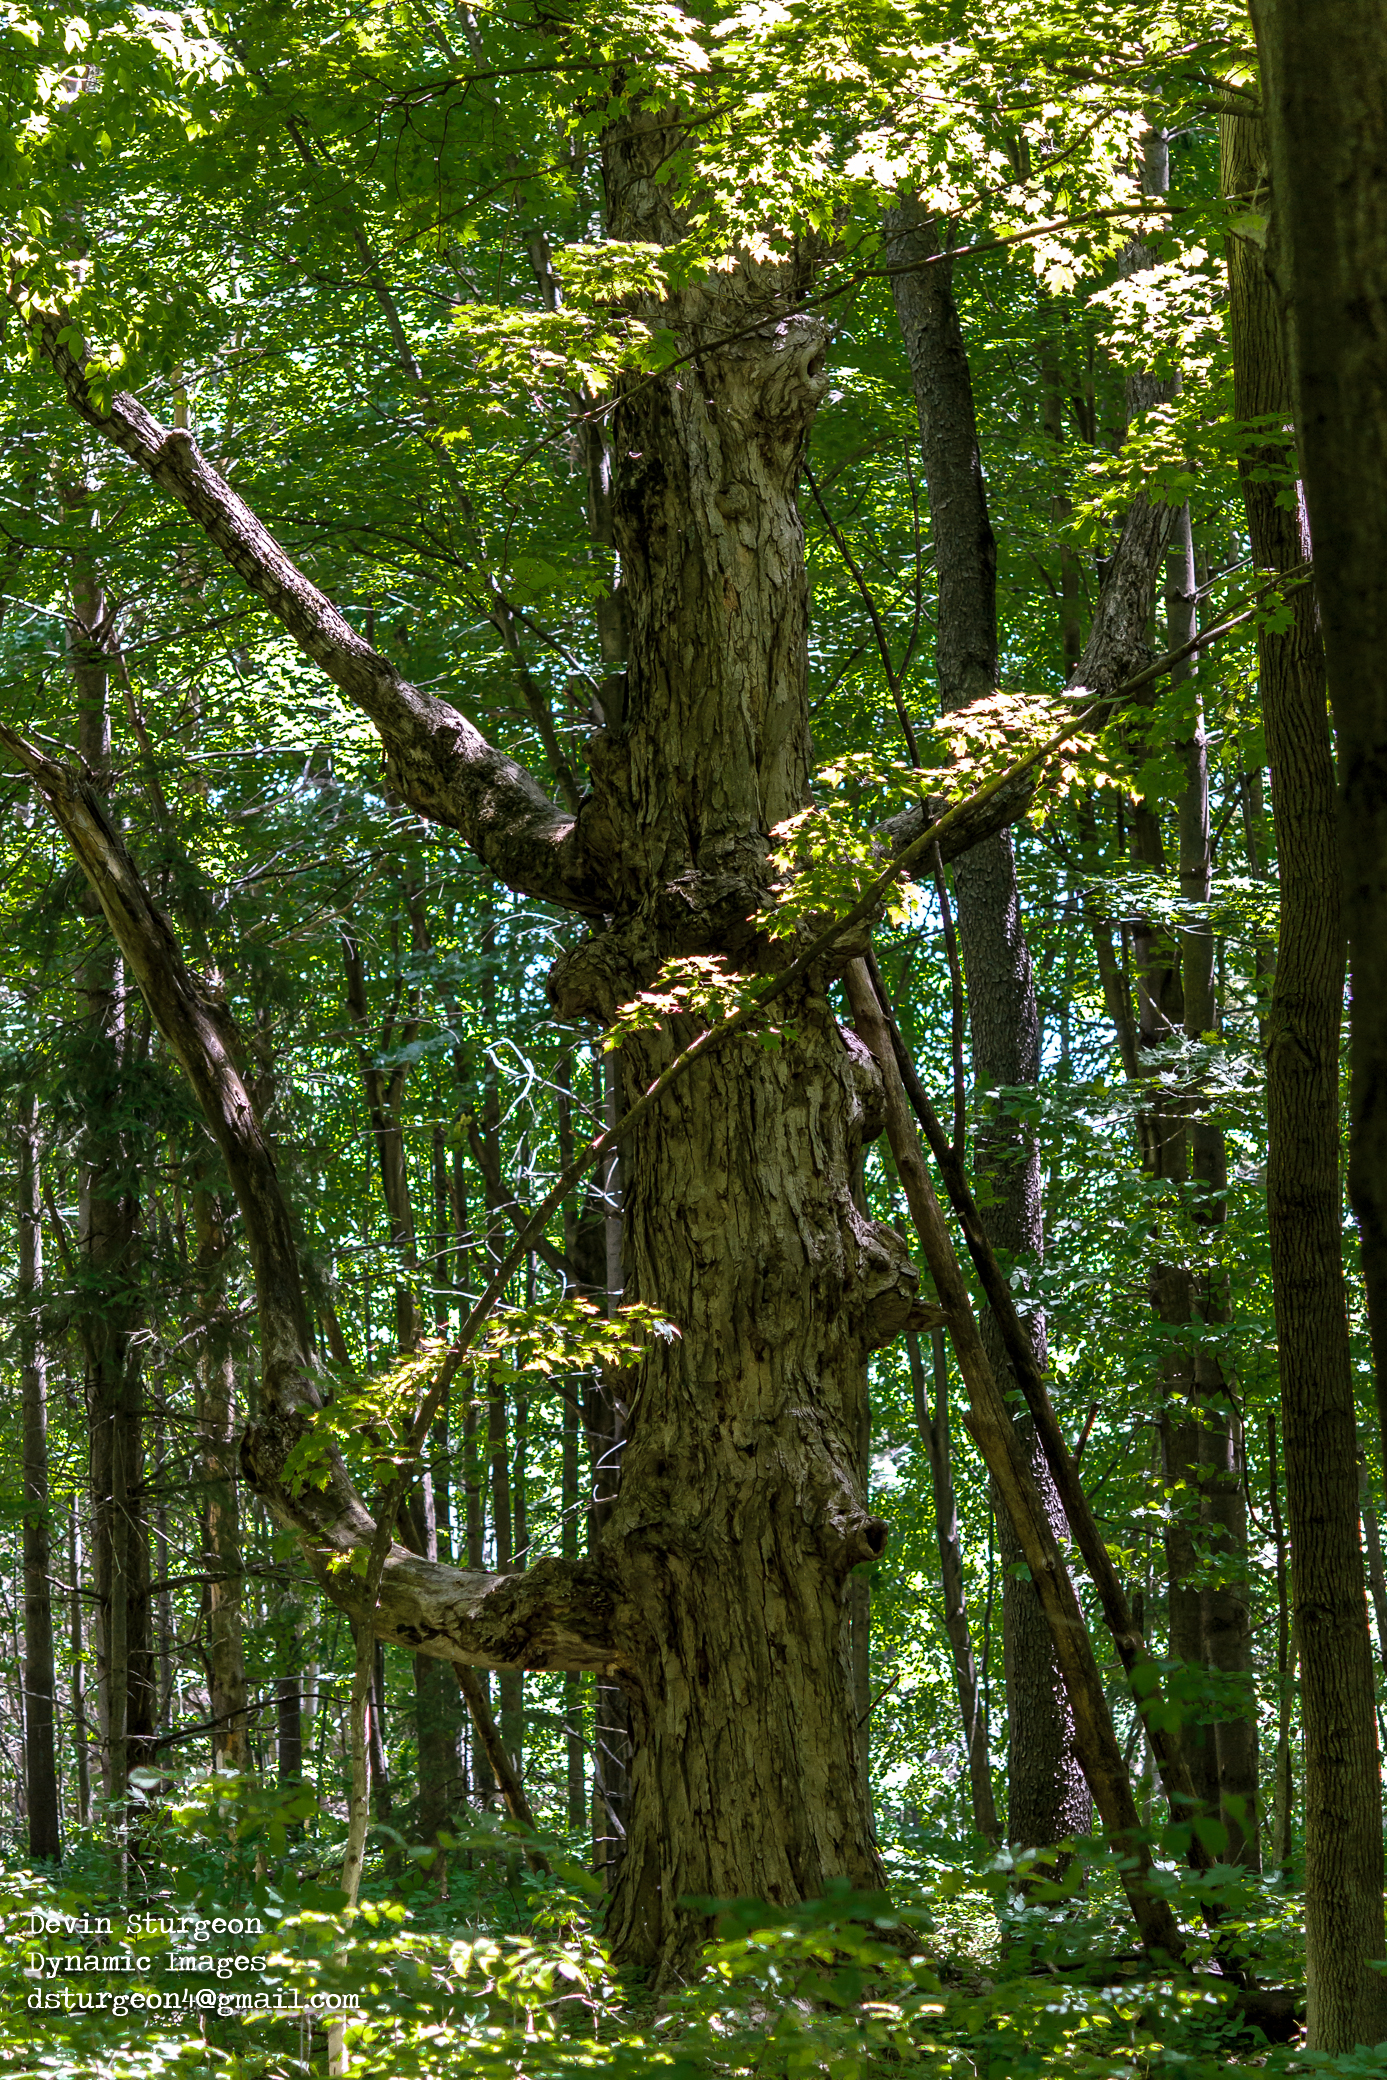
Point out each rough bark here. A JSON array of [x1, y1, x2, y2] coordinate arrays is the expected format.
[[1226, 50, 1387, 2047], [1249, 1, 1387, 1487], [18, 1094, 60, 1861], [540, 116, 920, 1971]]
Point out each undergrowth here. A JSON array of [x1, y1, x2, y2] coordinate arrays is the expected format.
[[0, 1771, 1374, 2080]]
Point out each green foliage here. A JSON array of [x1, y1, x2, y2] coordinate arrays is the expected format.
[[0, 0, 1376, 2071], [0, 1818, 1339, 2079]]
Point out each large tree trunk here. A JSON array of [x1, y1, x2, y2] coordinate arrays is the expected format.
[[18, 1093, 61, 1861], [1225, 52, 1387, 2049], [1251, 0, 1387, 1479], [539, 117, 915, 1972], [591, 999, 905, 1971]]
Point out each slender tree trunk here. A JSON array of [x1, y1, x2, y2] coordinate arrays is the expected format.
[[67, 519, 150, 1816], [845, 961, 1180, 1957], [461, 1394, 495, 1801], [341, 923, 423, 1352], [889, 197, 1087, 1851], [1170, 511, 1260, 1867], [413, 1510, 460, 1836], [1125, 596, 1219, 1819], [1117, 156, 1240, 1834], [368, 1639, 392, 1822], [192, 1187, 248, 1770], [581, 1044, 630, 1885], [152, 1405, 172, 1726], [18, 1094, 60, 1861], [850, 1382, 872, 1798], [413, 1258, 459, 1840], [1359, 1462, 1387, 1684], [487, 1380, 524, 1775], [68, 1503, 92, 1830], [1251, 0, 1387, 1482], [277, 1680, 302, 1783], [346, 920, 464, 1835], [1225, 57, 1387, 2048], [557, 1073, 589, 1836], [909, 1330, 998, 1843]]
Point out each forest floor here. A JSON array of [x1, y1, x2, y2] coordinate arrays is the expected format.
[[0, 1787, 1324, 2079]]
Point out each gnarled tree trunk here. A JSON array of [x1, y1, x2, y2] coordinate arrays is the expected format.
[[542, 117, 915, 1969], [14, 111, 1167, 1976]]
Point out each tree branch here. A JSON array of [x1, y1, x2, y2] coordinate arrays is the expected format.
[[879, 554, 1306, 864], [0, 722, 618, 1677], [18, 301, 610, 916]]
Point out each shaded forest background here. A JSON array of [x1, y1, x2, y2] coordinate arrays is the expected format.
[[0, 0, 1383, 2072]]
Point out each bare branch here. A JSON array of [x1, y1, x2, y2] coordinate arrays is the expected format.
[[18, 302, 611, 916], [0, 722, 617, 1676]]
